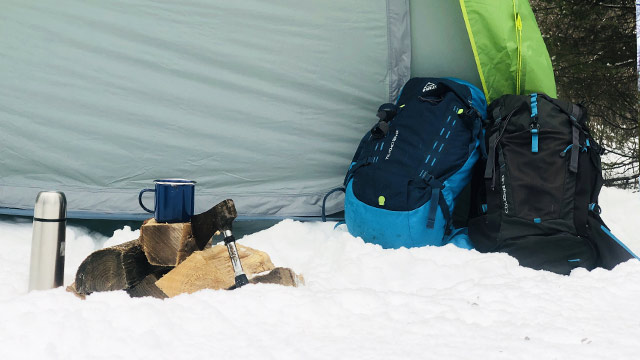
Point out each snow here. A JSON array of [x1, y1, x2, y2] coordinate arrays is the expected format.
[[1, 187, 639, 359]]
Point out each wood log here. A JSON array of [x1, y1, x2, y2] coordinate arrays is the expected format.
[[249, 267, 305, 287], [190, 199, 237, 248], [126, 273, 168, 299], [75, 239, 162, 295], [139, 219, 199, 266], [66, 282, 86, 300], [156, 244, 274, 297]]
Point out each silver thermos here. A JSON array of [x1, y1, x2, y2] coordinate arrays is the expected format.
[[28, 191, 66, 291]]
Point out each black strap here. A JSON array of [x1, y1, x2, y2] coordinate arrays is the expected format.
[[484, 132, 499, 182], [321, 187, 346, 222], [483, 108, 501, 175], [484, 147, 507, 218], [425, 82, 472, 109], [569, 105, 581, 173], [223, 235, 236, 244], [33, 217, 66, 222], [570, 126, 580, 173], [537, 94, 571, 115], [484, 106, 514, 189], [426, 186, 441, 229], [589, 143, 605, 204], [418, 176, 451, 231], [437, 189, 452, 234], [573, 140, 590, 236]]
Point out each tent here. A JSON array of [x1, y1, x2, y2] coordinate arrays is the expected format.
[[0, 0, 555, 220]]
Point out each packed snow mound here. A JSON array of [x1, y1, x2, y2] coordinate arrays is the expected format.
[[0, 187, 639, 359]]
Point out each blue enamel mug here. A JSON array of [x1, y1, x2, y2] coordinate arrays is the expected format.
[[138, 179, 196, 223]]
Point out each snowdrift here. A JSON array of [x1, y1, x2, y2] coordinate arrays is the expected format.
[[1, 187, 639, 359]]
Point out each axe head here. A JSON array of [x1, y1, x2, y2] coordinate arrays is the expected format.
[[190, 199, 237, 249]]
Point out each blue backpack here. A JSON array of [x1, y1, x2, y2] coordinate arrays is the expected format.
[[343, 77, 486, 249]]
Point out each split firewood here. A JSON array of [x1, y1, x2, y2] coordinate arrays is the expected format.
[[249, 267, 305, 287], [139, 199, 239, 266], [139, 219, 199, 266], [190, 199, 237, 248], [75, 239, 165, 295], [156, 244, 274, 297]]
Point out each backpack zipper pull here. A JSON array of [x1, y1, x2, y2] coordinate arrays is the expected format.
[[559, 144, 573, 158], [530, 124, 539, 153]]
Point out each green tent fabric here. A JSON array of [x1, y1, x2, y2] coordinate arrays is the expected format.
[[0, 0, 555, 220], [459, 0, 557, 103]]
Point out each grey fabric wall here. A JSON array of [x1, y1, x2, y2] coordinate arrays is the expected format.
[[409, 0, 480, 86], [0, 0, 477, 219]]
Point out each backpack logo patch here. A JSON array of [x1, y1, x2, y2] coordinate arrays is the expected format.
[[501, 174, 509, 214], [385, 130, 399, 160], [422, 82, 437, 92]]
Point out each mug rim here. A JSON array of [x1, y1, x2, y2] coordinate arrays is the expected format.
[[154, 179, 196, 185]]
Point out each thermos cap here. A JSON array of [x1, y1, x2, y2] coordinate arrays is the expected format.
[[33, 191, 67, 220]]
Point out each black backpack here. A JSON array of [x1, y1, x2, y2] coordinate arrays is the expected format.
[[468, 93, 637, 274]]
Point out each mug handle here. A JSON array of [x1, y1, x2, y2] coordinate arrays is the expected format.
[[138, 189, 155, 213]]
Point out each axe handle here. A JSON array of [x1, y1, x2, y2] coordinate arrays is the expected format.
[[223, 230, 249, 288]]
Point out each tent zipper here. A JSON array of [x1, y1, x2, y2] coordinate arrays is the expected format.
[[513, 0, 523, 94]]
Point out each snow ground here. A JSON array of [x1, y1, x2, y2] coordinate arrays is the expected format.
[[0, 187, 639, 360]]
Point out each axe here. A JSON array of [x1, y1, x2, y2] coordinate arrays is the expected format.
[[190, 199, 249, 288]]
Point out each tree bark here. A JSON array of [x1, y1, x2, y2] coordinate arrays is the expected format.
[[75, 239, 164, 295], [66, 282, 86, 300], [126, 273, 169, 299], [249, 267, 304, 287]]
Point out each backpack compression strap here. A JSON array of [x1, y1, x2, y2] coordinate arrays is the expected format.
[[415, 174, 451, 231], [568, 105, 582, 173], [484, 107, 505, 188]]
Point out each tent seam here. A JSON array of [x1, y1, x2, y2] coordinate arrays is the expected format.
[[386, 0, 393, 102], [458, 0, 490, 103]]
